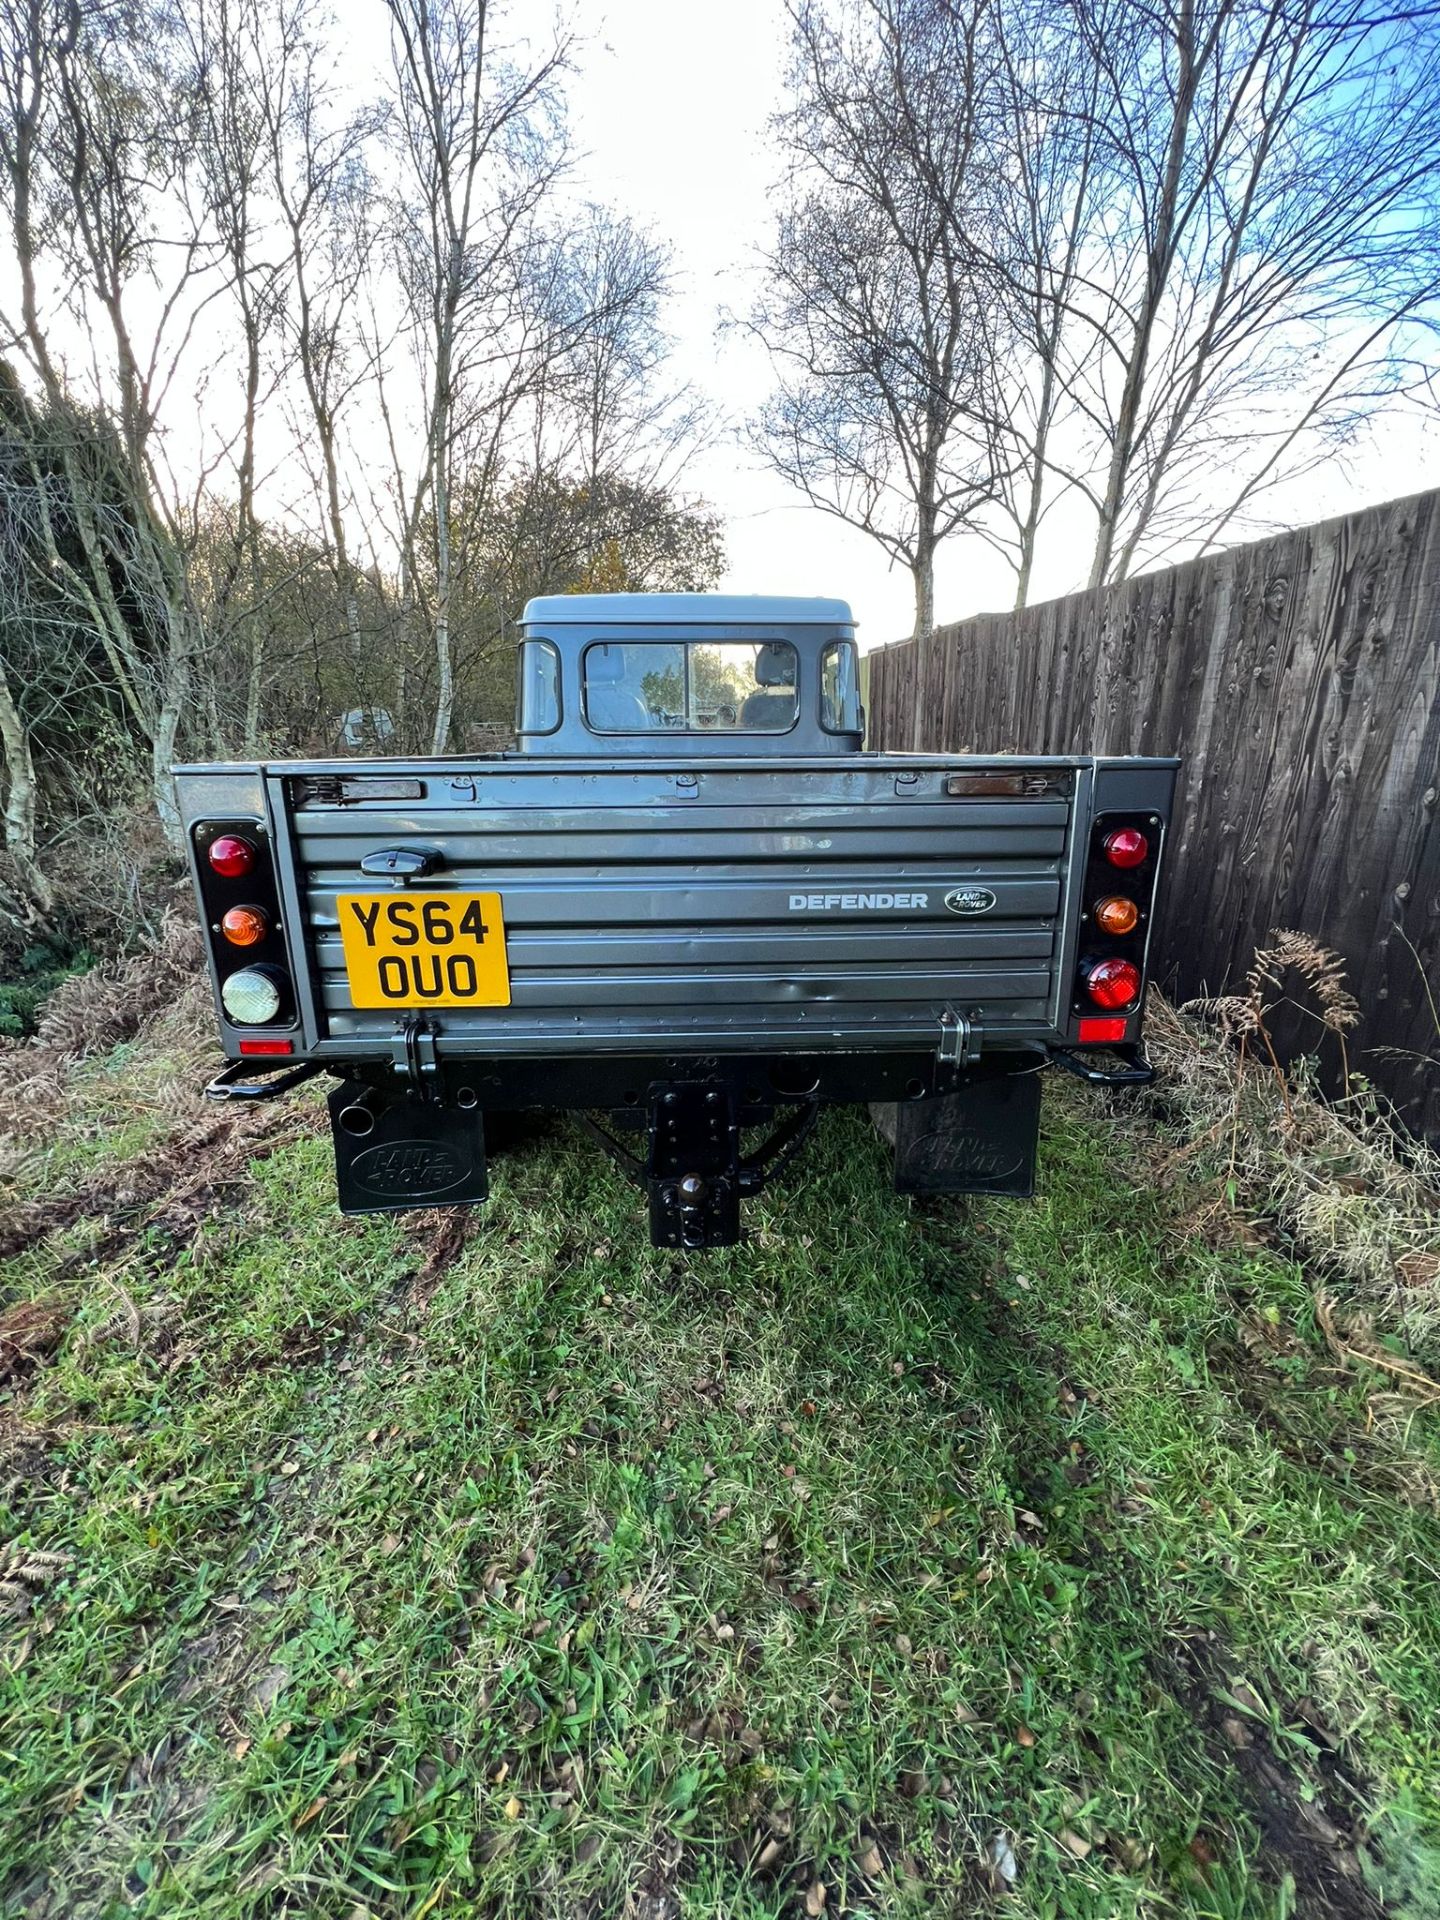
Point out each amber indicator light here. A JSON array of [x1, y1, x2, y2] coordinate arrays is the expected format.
[[1093, 894, 1139, 936], [221, 904, 269, 947]]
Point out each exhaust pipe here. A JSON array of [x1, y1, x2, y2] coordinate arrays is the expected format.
[[337, 1090, 380, 1138]]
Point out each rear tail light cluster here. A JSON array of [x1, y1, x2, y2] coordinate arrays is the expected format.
[[1074, 811, 1162, 1042], [194, 822, 294, 1033]]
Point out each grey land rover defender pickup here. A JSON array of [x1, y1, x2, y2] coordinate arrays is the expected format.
[[175, 593, 1177, 1247]]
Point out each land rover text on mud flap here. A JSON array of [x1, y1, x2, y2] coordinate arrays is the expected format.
[[175, 594, 1178, 1248]]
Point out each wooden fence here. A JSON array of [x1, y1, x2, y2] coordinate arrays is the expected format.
[[865, 487, 1440, 1133]]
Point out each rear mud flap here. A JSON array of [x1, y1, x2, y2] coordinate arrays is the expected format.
[[879, 1067, 1041, 1197], [329, 1080, 488, 1215]]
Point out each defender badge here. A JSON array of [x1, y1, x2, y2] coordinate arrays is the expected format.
[[944, 887, 996, 915]]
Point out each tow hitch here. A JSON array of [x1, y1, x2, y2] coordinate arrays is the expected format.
[[584, 1082, 820, 1249]]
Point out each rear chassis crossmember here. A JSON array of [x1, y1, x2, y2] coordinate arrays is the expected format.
[[203, 1042, 1151, 1247]]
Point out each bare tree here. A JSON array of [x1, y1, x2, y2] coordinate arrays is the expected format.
[[254, 0, 389, 734], [746, 0, 1011, 671], [1058, 0, 1440, 587], [0, 0, 219, 846], [978, 0, 1106, 607], [384, 0, 571, 753]]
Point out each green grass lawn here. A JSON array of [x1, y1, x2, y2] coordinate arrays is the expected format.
[[3, 1055, 1440, 1918]]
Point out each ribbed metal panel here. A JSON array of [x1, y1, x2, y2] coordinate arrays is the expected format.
[[285, 763, 1075, 1054]]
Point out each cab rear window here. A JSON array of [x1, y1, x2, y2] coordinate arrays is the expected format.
[[583, 641, 798, 734]]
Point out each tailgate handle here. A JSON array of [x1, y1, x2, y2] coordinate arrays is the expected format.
[[360, 846, 441, 881]]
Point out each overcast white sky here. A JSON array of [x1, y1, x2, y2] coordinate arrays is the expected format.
[[558, 0, 1440, 648]]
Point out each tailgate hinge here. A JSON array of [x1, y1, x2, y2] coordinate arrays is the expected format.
[[937, 1008, 979, 1068], [392, 1015, 441, 1102]]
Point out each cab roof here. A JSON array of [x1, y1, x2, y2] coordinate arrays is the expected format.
[[521, 592, 855, 629]]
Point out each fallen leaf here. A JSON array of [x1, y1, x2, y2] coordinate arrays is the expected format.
[[1220, 1715, 1252, 1749], [756, 1835, 783, 1870], [1058, 1829, 1090, 1859], [232, 1736, 251, 1759], [503, 1795, 521, 1820], [279, 1461, 299, 1477], [295, 1795, 327, 1829], [380, 1534, 401, 1556], [894, 1634, 913, 1657], [804, 1881, 827, 1915], [1014, 1723, 1035, 1748], [855, 1842, 884, 1877]]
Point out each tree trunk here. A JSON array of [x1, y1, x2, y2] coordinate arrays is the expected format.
[[909, 539, 936, 749], [1088, 0, 1200, 589], [151, 600, 193, 854], [243, 623, 265, 753], [0, 652, 56, 926], [1015, 352, 1057, 611], [429, 323, 456, 755]]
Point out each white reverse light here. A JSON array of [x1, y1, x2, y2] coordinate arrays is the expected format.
[[220, 965, 283, 1025]]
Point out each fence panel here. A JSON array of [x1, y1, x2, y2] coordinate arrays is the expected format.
[[866, 489, 1440, 1132]]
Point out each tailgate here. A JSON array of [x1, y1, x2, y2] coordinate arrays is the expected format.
[[280, 760, 1082, 1054]]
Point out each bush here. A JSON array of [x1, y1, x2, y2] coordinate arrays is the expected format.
[[0, 945, 91, 1039]]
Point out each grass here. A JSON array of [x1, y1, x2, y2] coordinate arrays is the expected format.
[[4, 1027, 1440, 1918]]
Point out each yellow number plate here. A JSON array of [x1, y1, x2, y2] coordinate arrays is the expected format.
[[337, 891, 511, 1009]]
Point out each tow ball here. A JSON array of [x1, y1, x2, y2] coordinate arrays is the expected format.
[[647, 1085, 740, 1248]]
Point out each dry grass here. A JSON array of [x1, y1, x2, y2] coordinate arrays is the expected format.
[[1145, 939, 1440, 1367]]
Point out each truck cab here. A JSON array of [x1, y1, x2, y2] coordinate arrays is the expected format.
[[513, 594, 863, 757], [175, 592, 1178, 1248]]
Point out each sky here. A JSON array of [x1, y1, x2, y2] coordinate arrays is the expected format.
[[561, 0, 1440, 650]]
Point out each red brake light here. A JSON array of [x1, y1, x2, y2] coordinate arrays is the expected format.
[[1078, 1014, 1129, 1044], [1103, 828, 1149, 869], [1085, 957, 1141, 1010], [208, 833, 256, 878]]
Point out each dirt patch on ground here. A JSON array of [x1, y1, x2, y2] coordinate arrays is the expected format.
[[0, 1297, 70, 1387], [1161, 1636, 1385, 1920]]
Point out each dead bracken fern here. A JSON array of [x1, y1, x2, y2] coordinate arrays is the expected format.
[[34, 908, 206, 1056], [1315, 1291, 1440, 1407], [1148, 936, 1440, 1368], [1184, 929, 1360, 1110], [0, 1542, 72, 1618], [0, 909, 209, 1149]]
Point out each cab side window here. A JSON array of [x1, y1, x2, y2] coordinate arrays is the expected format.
[[820, 640, 862, 734]]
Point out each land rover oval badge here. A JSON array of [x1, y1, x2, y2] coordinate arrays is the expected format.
[[945, 886, 997, 915]]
